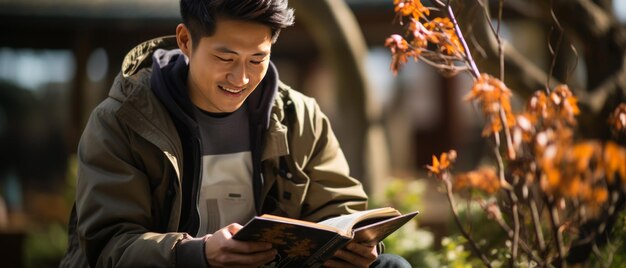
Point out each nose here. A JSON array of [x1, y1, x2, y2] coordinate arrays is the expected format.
[[227, 62, 249, 88]]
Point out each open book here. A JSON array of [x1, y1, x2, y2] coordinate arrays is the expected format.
[[232, 207, 419, 268]]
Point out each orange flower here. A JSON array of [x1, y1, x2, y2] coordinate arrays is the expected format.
[[552, 85, 579, 125], [408, 18, 429, 50], [589, 188, 608, 207], [426, 150, 456, 176], [465, 74, 516, 137], [453, 166, 501, 195], [562, 176, 583, 199], [423, 17, 465, 56], [526, 91, 549, 125], [385, 34, 409, 54], [525, 85, 579, 130], [424, 18, 454, 34], [536, 140, 622, 209], [394, 0, 430, 20], [385, 34, 414, 75], [570, 142, 596, 173], [540, 163, 561, 195], [513, 113, 534, 146], [603, 141, 626, 183]]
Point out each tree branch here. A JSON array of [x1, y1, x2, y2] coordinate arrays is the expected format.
[[457, 0, 561, 99], [443, 176, 493, 267]]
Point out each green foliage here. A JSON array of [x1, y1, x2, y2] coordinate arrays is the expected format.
[[438, 236, 473, 268], [372, 178, 439, 267], [437, 201, 509, 268], [453, 198, 506, 251], [438, 195, 626, 267], [379, 178, 425, 213], [23, 155, 76, 268], [586, 209, 626, 267], [24, 223, 68, 268], [385, 220, 439, 267], [437, 235, 541, 268]]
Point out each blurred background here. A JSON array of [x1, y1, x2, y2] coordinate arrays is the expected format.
[[1, 0, 625, 267]]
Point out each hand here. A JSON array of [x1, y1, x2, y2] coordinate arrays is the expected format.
[[204, 223, 277, 267], [323, 241, 378, 268]]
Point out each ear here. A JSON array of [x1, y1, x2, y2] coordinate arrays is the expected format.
[[176, 23, 192, 57]]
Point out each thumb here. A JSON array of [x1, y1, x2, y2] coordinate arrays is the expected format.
[[226, 223, 243, 235]]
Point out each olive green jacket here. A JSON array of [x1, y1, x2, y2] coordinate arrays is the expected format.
[[60, 36, 368, 267]]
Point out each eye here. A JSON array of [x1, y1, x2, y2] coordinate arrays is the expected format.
[[215, 55, 233, 62], [250, 57, 268, 65]]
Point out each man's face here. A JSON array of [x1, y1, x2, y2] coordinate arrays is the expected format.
[[181, 18, 272, 113]]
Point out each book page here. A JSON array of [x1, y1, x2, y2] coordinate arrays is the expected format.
[[317, 207, 399, 233], [258, 214, 344, 234]]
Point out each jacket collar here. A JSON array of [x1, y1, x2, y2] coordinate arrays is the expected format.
[[263, 83, 290, 161], [122, 36, 178, 78], [111, 36, 185, 178]]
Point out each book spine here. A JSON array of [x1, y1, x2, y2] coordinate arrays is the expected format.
[[303, 235, 351, 267]]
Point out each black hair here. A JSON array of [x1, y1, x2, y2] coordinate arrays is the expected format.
[[180, 0, 295, 46]]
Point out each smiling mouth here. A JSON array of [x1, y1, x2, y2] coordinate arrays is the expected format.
[[218, 85, 246, 94]]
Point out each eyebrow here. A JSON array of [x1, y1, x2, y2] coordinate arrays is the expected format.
[[214, 46, 269, 57]]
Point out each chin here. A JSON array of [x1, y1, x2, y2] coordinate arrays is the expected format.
[[224, 104, 243, 113]]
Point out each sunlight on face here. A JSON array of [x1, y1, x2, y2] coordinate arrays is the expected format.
[[187, 18, 272, 113]]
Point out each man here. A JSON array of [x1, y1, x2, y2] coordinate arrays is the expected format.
[[61, 0, 411, 267]]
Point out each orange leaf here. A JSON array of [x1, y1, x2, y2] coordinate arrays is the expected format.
[[394, 0, 430, 20], [426, 150, 456, 176], [571, 142, 596, 172], [453, 167, 500, 195], [592, 188, 608, 205], [426, 154, 441, 175], [604, 141, 626, 183], [609, 103, 626, 133]]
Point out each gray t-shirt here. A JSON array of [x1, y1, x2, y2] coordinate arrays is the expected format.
[[193, 105, 255, 236]]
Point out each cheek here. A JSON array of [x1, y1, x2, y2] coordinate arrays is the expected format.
[[191, 60, 220, 87], [251, 64, 269, 84]]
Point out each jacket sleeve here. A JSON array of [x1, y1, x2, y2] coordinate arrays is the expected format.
[[75, 99, 206, 268], [289, 95, 369, 222]]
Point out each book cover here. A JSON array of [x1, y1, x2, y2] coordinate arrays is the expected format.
[[232, 208, 419, 268]]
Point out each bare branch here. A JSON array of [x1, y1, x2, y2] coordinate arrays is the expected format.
[[445, 4, 481, 78], [443, 175, 493, 267], [548, 201, 566, 267], [529, 195, 547, 252], [459, 0, 561, 98], [547, 2, 564, 92], [485, 199, 545, 265]]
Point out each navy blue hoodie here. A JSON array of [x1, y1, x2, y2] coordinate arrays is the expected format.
[[149, 49, 279, 235]]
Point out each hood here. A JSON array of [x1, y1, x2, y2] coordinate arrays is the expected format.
[[121, 36, 178, 78]]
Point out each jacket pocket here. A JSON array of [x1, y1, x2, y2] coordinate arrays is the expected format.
[[275, 156, 309, 218]]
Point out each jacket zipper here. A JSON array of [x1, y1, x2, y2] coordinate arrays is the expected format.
[[190, 134, 202, 234], [252, 125, 265, 214]]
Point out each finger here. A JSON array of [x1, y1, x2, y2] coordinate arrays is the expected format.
[[226, 223, 244, 235], [346, 242, 377, 258], [216, 225, 273, 254], [335, 249, 376, 267], [332, 249, 372, 268]]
